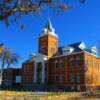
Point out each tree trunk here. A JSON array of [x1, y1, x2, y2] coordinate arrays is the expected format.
[[0, 57, 5, 85]]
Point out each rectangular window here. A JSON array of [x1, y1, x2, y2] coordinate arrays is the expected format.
[[8, 74, 12, 80], [85, 59, 88, 71], [60, 74, 63, 83], [77, 85, 80, 91], [76, 57, 81, 67], [71, 86, 75, 90], [55, 61, 59, 68], [15, 75, 21, 83], [51, 47, 55, 54], [60, 60, 64, 68], [55, 75, 59, 82], [63, 50, 70, 55], [40, 45, 46, 49], [85, 59, 88, 66], [76, 73, 80, 83], [70, 73, 74, 83], [70, 58, 75, 68]]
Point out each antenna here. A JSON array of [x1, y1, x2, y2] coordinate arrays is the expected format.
[[47, 7, 50, 20]]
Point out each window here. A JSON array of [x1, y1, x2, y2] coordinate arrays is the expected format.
[[70, 58, 75, 68], [60, 60, 64, 68], [40, 41, 46, 46], [55, 61, 59, 68], [51, 47, 55, 54], [77, 85, 80, 91], [15, 75, 21, 83], [85, 59, 88, 66], [70, 73, 74, 83], [70, 58, 74, 61], [71, 86, 75, 90], [76, 73, 80, 83], [62, 47, 74, 55], [93, 61, 97, 68], [23, 77, 25, 81], [76, 57, 80, 61], [76, 57, 81, 67], [85, 59, 88, 71], [40, 45, 46, 49], [55, 75, 59, 82], [60, 74, 63, 83], [63, 50, 70, 55]]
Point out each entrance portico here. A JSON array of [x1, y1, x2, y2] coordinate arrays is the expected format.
[[33, 54, 48, 84]]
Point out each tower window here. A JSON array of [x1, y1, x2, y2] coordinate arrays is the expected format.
[[51, 47, 55, 54]]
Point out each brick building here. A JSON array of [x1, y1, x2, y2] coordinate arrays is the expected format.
[[22, 19, 100, 91], [0, 68, 22, 87]]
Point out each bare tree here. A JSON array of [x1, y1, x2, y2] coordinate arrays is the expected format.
[[0, 45, 21, 85], [0, 0, 85, 26], [6, 52, 21, 68]]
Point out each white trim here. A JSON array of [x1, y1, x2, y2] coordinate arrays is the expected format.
[[33, 62, 37, 83], [84, 51, 100, 58], [51, 51, 84, 58], [31, 53, 48, 62], [79, 42, 86, 50], [51, 51, 100, 59], [39, 32, 58, 38], [33, 54, 48, 84], [42, 62, 45, 84]]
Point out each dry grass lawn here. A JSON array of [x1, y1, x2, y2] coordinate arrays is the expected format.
[[0, 91, 100, 100]]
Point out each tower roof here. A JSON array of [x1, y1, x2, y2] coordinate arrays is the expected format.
[[39, 19, 58, 38], [45, 18, 53, 31]]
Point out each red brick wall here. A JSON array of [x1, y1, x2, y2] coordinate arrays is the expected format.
[[47, 52, 85, 91], [2, 68, 21, 86], [21, 52, 100, 91], [84, 52, 100, 90], [22, 61, 34, 86]]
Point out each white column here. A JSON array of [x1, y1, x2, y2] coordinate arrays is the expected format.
[[42, 62, 45, 84], [34, 62, 37, 83]]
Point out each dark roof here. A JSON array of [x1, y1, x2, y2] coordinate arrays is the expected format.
[[57, 42, 84, 55], [45, 18, 53, 32]]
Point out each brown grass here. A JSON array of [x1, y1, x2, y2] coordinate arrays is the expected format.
[[0, 91, 100, 100]]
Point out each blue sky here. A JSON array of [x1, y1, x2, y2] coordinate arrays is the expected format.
[[0, 0, 100, 67]]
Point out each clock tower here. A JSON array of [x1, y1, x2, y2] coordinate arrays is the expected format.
[[38, 19, 58, 57]]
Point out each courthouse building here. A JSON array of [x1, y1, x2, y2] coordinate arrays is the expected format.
[[22, 19, 100, 91]]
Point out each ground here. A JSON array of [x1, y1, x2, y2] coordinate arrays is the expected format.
[[0, 91, 100, 100]]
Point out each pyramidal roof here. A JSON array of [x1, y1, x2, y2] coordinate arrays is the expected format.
[[39, 18, 58, 38], [45, 18, 53, 31]]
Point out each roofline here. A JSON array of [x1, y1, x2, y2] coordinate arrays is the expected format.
[[39, 32, 58, 38], [84, 51, 100, 58], [58, 41, 83, 48], [50, 51, 100, 59], [22, 51, 100, 64]]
